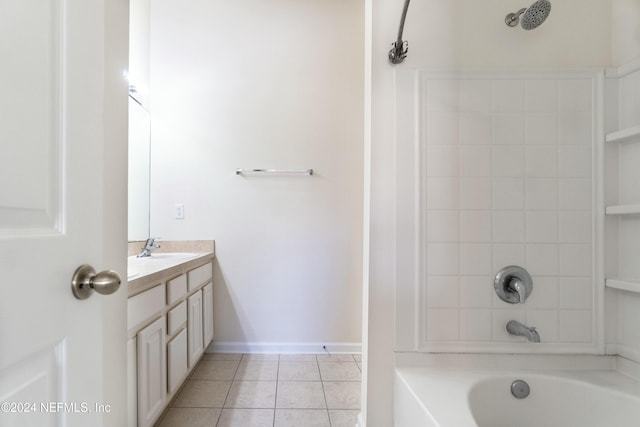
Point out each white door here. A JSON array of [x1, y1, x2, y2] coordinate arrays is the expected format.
[[0, 1, 128, 426]]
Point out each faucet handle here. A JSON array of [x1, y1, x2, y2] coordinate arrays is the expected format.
[[144, 237, 161, 248], [494, 266, 533, 304], [508, 278, 526, 304]]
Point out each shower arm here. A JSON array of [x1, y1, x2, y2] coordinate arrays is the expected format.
[[389, 0, 411, 65]]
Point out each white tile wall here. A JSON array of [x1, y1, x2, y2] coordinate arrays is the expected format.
[[422, 75, 595, 347]]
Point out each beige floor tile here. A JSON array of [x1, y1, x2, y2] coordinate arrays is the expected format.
[[225, 381, 277, 408], [235, 360, 279, 380], [201, 353, 243, 361], [156, 407, 220, 427], [278, 361, 321, 381], [274, 409, 330, 427], [241, 354, 280, 361], [191, 360, 239, 380], [323, 382, 361, 410], [318, 361, 361, 381], [329, 409, 360, 427], [315, 354, 356, 362], [172, 380, 231, 408], [279, 354, 317, 362], [216, 409, 274, 427], [276, 381, 326, 409]]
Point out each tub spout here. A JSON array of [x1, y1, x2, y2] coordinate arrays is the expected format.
[[506, 320, 540, 342]]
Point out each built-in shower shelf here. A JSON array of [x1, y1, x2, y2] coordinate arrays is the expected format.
[[605, 278, 640, 294], [605, 204, 640, 215], [605, 125, 640, 144]]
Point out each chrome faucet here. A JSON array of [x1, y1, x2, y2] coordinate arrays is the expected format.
[[137, 237, 160, 257], [506, 320, 540, 342]]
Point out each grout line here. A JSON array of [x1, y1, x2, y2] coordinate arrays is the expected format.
[[273, 355, 280, 427], [316, 353, 333, 426], [216, 360, 242, 426]]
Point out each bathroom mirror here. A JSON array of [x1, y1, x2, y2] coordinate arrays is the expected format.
[[128, 96, 150, 241], [128, 0, 151, 242]]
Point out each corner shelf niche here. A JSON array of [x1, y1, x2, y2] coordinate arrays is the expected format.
[[605, 125, 640, 144], [605, 279, 640, 294], [604, 123, 640, 294], [605, 125, 640, 216], [605, 204, 640, 215]]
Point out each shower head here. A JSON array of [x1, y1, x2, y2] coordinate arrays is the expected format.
[[505, 0, 551, 30]]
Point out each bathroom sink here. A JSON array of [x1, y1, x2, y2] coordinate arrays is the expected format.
[[141, 252, 201, 260], [127, 252, 207, 282]]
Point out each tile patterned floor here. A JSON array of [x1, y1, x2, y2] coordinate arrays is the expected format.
[[155, 353, 361, 427]]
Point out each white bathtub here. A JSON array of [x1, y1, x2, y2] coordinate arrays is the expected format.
[[395, 363, 640, 427]]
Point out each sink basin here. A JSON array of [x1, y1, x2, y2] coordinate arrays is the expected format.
[[138, 252, 201, 260], [127, 252, 207, 282]]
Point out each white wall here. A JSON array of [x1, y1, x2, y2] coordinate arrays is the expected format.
[[612, 0, 640, 66], [149, 0, 364, 351], [365, 0, 613, 425]]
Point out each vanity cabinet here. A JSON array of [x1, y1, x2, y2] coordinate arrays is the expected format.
[[127, 257, 214, 427], [187, 290, 204, 367], [203, 283, 214, 346], [137, 317, 167, 427]]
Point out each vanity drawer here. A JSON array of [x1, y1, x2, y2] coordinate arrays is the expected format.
[[167, 274, 187, 305], [127, 284, 166, 330], [188, 263, 212, 291], [167, 301, 187, 336]]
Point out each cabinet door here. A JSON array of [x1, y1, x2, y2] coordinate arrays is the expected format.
[[187, 290, 204, 367], [167, 328, 188, 394], [127, 337, 137, 427], [137, 316, 167, 427], [203, 283, 214, 347]]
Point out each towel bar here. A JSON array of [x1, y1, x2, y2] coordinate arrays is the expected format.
[[235, 168, 314, 175]]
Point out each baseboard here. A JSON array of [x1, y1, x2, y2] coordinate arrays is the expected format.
[[206, 341, 361, 355]]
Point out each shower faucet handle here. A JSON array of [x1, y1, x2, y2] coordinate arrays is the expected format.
[[507, 278, 527, 304], [495, 266, 533, 304]]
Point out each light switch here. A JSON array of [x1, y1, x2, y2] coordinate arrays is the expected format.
[[175, 203, 185, 219]]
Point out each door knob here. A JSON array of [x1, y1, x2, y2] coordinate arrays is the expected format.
[[71, 264, 122, 300]]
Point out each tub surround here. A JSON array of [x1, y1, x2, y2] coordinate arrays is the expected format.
[[127, 240, 215, 296], [395, 69, 603, 354]]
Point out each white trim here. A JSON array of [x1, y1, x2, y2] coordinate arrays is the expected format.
[[395, 352, 617, 370], [356, 412, 365, 427], [608, 344, 640, 365], [616, 355, 640, 381], [206, 341, 361, 355], [605, 55, 640, 79], [414, 342, 602, 355], [593, 69, 606, 354]]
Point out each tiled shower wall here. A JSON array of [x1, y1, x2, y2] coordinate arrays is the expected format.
[[397, 71, 602, 352]]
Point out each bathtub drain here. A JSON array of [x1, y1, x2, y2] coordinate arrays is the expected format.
[[511, 379, 530, 399]]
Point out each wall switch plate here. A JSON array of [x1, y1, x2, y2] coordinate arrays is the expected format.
[[175, 203, 185, 219]]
